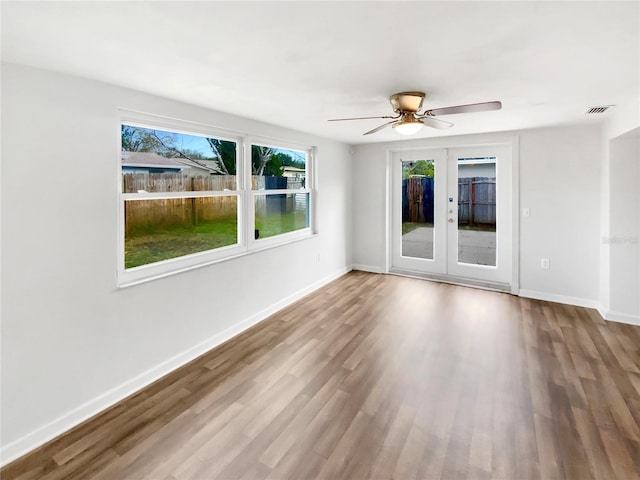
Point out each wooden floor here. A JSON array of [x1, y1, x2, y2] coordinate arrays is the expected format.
[[3, 271, 640, 480]]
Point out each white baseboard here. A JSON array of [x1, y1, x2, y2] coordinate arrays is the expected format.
[[351, 264, 385, 274], [601, 309, 640, 326], [0, 267, 350, 468], [518, 289, 600, 310], [518, 290, 640, 326]]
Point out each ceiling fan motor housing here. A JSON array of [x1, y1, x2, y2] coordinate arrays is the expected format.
[[390, 91, 426, 113]]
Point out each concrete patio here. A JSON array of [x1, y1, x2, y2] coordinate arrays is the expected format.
[[402, 226, 496, 266]]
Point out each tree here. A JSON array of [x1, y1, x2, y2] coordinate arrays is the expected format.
[[121, 125, 158, 152], [251, 145, 275, 176], [279, 152, 305, 170], [146, 130, 218, 172], [402, 160, 434, 179], [207, 139, 236, 175], [264, 154, 284, 177], [121, 125, 233, 175]]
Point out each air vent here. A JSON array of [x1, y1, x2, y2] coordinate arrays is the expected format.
[[586, 105, 614, 114]]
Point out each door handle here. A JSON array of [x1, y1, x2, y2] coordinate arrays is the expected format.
[[448, 218, 454, 223]]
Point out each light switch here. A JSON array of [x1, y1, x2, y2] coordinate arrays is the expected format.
[[523, 208, 530, 217]]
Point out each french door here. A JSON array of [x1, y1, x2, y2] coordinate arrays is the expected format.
[[390, 145, 512, 287]]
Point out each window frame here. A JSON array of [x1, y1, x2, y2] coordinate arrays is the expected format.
[[117, 110, 315, 287], [247, 137, 315, 250]]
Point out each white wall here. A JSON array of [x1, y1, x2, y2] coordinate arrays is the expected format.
[[600, 99, 640, 324], [518, 126, 601, 303], [0, 63, 352, 463], [352, 125, 602, 304], [351, 143, 388, 273], [607, 129, 640, 321]]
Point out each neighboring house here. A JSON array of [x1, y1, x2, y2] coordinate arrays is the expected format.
[[458, 158, 496, 179], [282, 166, 306, 179], [121, 151, 221, 175]]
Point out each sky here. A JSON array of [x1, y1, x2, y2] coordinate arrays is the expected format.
[[159, 130, 213, 157], [149, 128, 305, 164]]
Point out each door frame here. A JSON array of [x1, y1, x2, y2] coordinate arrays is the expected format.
[[384, 135, 520, 295]]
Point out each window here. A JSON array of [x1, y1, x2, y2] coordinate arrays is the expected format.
[[251, 143, 310, 242], [118, 112, 314, 286]]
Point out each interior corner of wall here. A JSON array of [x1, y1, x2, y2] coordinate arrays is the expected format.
[[603, 99, 640, 140]]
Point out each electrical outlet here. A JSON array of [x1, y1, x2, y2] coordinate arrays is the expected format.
[[541, 258, 550, 269]]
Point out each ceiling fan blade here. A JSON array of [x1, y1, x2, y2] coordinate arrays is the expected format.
[[328, 115, 399, 122], [363, 120, 397, 135], [426, 101, 502, 117], [420, 116, 453, 129]]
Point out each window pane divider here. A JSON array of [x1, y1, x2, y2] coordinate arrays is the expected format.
[[252, 188, 310, 196], [123, 190, 239, 200]]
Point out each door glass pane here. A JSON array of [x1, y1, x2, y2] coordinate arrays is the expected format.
[[457, 157, 496, 266], [401, 159, 435, 259]]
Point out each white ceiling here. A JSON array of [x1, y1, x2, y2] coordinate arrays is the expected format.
[[2, 1, 638, 144]]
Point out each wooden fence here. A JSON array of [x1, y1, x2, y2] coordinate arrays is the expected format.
[[125, 197, 238, 235], [123, 173, 301, 235], [402, 177, 435, 224], [457, 177, 496, 226], [122, 173, 303, 194], [403, 176, 496, 227]]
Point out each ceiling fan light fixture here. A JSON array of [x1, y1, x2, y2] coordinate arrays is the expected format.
[[328, 92, 501, 136], [393, 115, 423, 135]]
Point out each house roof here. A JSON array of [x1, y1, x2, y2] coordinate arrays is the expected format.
[[3, 2, 638, 144], [458, 158, 496, 166], [282, 166, 305, 173], [121, 151, 221, 174], [122, 151, 184, 169]]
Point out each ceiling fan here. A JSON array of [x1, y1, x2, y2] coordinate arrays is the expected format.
[[328, 92, 502, 136]]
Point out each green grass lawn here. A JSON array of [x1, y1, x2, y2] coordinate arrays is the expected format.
[[255, 210, 307, 239], [125, 211, 308, 269], [125, 218, 238, 269]]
